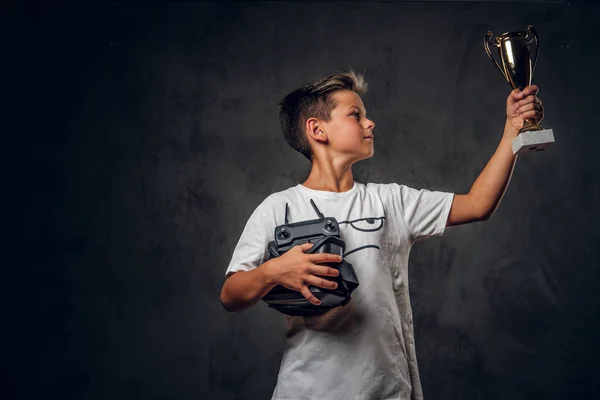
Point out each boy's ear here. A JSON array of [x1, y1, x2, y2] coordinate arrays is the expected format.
[[306, 117, 327, 143]]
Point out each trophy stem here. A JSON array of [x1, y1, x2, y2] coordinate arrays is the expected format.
[[519, 118, 543, 134]]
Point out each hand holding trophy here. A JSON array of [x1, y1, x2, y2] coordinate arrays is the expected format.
[[485, 25, 555, 155]]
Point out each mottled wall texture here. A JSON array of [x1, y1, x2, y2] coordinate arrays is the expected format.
[[16, 1, 599, 399]]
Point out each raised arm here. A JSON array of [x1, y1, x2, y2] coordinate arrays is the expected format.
[[447, 85, 544, 226]]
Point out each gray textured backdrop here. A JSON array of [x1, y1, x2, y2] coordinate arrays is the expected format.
[[17, 1, 600, 399]]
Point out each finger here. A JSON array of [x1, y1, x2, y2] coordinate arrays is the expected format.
[[309, 253, 343, 264], [297, 242, 314, 252], [308, 264, 340, 277], [305, 275, 338, 290], [515, 94, 538, 108], [509, 89, 524, 103], [514, 97, 538, 113], [300, 286, 321, 305], [521, 110, 543, 120], [517, 103, 542, 115], [523, 85, 539, 96], [517, 103, 535, 114]]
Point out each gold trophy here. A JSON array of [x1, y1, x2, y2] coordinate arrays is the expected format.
[[485, 25, 555, 155]]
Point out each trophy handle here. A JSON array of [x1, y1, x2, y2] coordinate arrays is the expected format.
[[484, 31, 510, 83], [526, 25, 540, 74]]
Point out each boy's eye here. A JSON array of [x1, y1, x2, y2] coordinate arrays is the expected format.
[[351, 112, 360, 120]]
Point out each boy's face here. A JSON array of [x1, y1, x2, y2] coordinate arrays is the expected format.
[[314, 90, 376, 163]]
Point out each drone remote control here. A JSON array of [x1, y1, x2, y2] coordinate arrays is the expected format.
[[262, 199, 359, 316]]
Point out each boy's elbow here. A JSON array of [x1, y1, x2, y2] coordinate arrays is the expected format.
[[220, 287, 236, 312], [479, 204, 499, 221], [220, 275, 246, 312], [479, 211, 492, 222], [219, 270, 262, 313], [471, 201, 494, 222], [219, 277, 234, 312], [220, 296, 232, 312]]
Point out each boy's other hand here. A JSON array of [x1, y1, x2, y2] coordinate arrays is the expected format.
[[506, 85, 544, 133], [265, 242, 342, 306]]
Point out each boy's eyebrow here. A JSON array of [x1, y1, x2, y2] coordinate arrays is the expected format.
[[347, 105, 367, 115]]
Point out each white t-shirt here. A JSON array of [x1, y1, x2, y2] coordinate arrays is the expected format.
[[225, 181, 454, 400]]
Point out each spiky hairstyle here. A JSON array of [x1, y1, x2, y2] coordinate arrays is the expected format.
[[278, 70, 368, 161]]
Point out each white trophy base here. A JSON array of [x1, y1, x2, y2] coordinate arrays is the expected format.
[[512, 129, 555, 156]]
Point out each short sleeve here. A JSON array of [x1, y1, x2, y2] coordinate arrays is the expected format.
[[225, 207, 272, 277], [390, 183, 454, 243]]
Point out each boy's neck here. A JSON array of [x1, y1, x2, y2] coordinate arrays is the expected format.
[[301, 159, 355, 193]]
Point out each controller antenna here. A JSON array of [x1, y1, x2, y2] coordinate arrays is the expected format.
[[284, 203, 289, 225], [309, 199, 325, 219]]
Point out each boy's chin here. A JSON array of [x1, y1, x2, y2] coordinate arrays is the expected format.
[[353, 151, 374, 164]]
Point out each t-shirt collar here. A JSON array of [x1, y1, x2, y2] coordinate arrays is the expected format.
[[296, 181, 359, 199]]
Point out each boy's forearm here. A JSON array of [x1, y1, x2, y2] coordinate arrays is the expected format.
[[469, 120, 519, 219], [220, 260, 279, 312]]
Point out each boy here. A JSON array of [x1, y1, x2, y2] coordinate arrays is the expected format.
[[220, 71, 543, 399]]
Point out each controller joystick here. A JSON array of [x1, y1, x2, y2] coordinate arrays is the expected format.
[[324, 219, 336, 232], [277, 228, 290, 240]]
